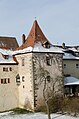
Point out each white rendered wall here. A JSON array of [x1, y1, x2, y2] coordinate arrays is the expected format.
[[0, 64, 18, 112], [15, 53, 34, 111]]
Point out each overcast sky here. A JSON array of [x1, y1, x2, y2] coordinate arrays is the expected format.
[[0, 0, 79, 46]]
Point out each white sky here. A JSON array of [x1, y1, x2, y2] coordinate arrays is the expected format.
[[0, 0, 79, 46]]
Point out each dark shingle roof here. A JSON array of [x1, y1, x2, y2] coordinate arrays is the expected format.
[[0, 36, 19, 50]]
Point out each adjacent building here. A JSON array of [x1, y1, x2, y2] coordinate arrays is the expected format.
[[63, 48, 79, 79], [63, 47, 79, 96]]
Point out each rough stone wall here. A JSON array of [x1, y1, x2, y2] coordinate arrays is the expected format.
[[32, 53, 63, 110], [0, 64, 18, 112], [14, 52, 63, 111], [15, 53, 35, 111]]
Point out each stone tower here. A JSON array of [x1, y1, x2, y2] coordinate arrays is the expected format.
[[14, 20, 63, 111]]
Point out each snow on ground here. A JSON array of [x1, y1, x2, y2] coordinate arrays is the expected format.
[[51, 113, 79, 119], [0, 112, 78, 119]]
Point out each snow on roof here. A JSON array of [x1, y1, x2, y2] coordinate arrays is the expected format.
[[0, 48, 16, 64], [0, 44, 63, 63], [0, 53, 16, 64], [63, 53, 79, 60], [0, 48, 13, 55], [68, 47, 78, 52], [64, 76, 79, 85], [33, 43, 63, 53], [13, 46, 33, 55], [13, 43, 63, 55], [0, 54, 16, 64]]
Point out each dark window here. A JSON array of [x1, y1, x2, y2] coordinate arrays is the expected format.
[[22, 58, 24, 66], [76, 64, 79, 68], [8, 78, 10, 83], [5, 55, 9, 59], [47, 76, 51, 82], [16, 74, 20, 82], [45, 43, 50, 48], [64, 64, 66, 68], [4, 79, 7, 84], [9, 67, 12, 71], [46, 57, 52, 66], [3, 67, 5, 71], [23, 85, 25, 88], [1, 79, 3, 84], [22, 76, 25, 82], [42, 41, 50, 48]]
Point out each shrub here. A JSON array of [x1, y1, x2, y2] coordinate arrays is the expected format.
[[62, 97, 79, 116], [49, 95, 63, 113], [12, 108, 32, 114]]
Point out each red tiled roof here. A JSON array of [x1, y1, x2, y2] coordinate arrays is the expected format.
[[18, 20, 51, 50]]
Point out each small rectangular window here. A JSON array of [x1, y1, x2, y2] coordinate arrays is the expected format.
[[47, 75, 50, 82], [22, 76, 25, 82], [23, 85, 25, 88], [8, 78, 10, 83], [64, 64, 66, 68], [4, 79, 7, 84], [3, 67, 5, 71], [46, 57, 52, 66], [1, 79, 3, 84], [9, 67, 12, 71], [22, 58, 24, 66], [76, 64, 79, 68]]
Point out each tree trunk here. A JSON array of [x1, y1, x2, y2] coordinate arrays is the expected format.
[[46, 101, 51, 119]]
